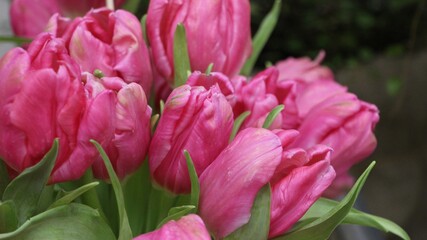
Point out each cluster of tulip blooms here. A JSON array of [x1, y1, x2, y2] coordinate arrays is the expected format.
[[0, 0, 410, 239]]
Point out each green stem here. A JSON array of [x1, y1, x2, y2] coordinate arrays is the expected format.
[[78, 169, 108, 222]]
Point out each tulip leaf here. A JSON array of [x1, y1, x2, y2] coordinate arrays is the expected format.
[[225, 184, 271, 240], [140, 14, 149, 46], [0, 201, 18, 233], [263, 105, 284, 129], [0, 36, 31, 44], [205, 63, 214, 75], [230, 111, 251, 142], [173, 24, 191, 87], [275, 161, 376, 240], [183, 150, 200, 211], [160, 100, 165, 115], [151, 114, 160, 133], [0, 159, 9, 198], [0, 203, 115, 240], [300, 198, 410, 240], [91, 140, 132, 240], [157, 205, 196, 228], [48, 182, 99, 210], [241, 0, 281, 76], [122, 161, 151, 235], [2, 139, 58, 225]]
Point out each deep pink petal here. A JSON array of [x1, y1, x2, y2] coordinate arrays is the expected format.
[[199, 128, 282, 238]]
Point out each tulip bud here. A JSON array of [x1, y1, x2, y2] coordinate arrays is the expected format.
[[199, 128, 282, 238], [149, 84, 233, 194], [0, 33, 113, 182], [47, 8, 153, 96], [81, 74, 152, 180], [269, 145, 336, 237], [133, 214, 211, 240], [10, 0, 125, 39], [147, 0, 252, 90]]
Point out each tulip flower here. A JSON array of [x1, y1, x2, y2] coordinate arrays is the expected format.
[[147, 0, 252, 96], [47, 8, 153, 96], [149, 84, 233, 194], [269, 145, 336, 237], [232, 67, 292, 129], [133, 214, 211, 240], [199, 128, 282, 238], [274, 54, 379, 196], [0, 33, 112, 182], [0, 33, 152, 182], [10, 0, 125, 39], [80, 73, 152, 180]]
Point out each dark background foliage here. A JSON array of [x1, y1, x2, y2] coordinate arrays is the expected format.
[[251, 0, 426, 69]]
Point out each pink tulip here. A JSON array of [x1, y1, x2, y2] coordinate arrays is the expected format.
[[149, 84, 233, 194], [133, 214, 211, 240], [10, 0, 125, 39], [79, 74, 152, 180], [274, 54, 379, 196], [269, 145, 336, 237], [0, 33, 151, 182], [47, 8, 153, 96], [147, 0, 252, 95], [199, 128, 282, 238], [0, 33, 114, 182], [232, 68, 293, 129]]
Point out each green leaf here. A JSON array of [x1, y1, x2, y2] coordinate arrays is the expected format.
[[157, 205, 196, 228], [140, 14, 148, 46], [300, 198, 410, 240], [183, 151, 200, 211], [0, 36, 31, 44], [160, 100, 165, 115], [229, 111, 251, 143], [241, 0, 281, 76], [173, 24, 191, 87], [0, 203, 115, 240], [0, 160, 10, 198], [122, 160, 151, 235], [48, 182, 99, 210], [0, 201, 18, 233], [122, 0, 142, 14], [262, 105, 284, 129], [276, 161, 376, 240], [91, 140, 132, 240], [205, 63, 214, 75], [225, 184, 271, 240], [2, 139, 58, 224]]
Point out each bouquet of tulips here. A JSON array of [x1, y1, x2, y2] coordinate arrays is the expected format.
[[0, 0, 410, 239]]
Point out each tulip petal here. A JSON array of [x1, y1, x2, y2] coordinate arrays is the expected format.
[[133, 214, 211, 240], [199, 128, 282, 238]]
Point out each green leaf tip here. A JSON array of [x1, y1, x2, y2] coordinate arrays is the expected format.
[[263, 105, 284, 129], [2, 139, 59, 224], [173, 23, 191, 88], [230, 111, 251, 143], [183, 150, 200, 211]]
